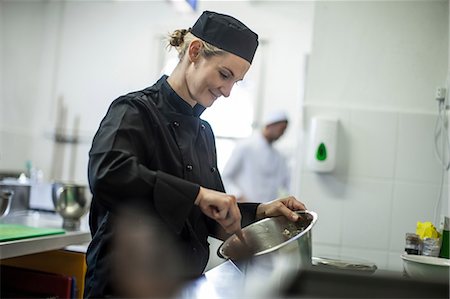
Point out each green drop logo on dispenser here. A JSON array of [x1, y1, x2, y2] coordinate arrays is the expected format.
[[316, 143, 327, 161]]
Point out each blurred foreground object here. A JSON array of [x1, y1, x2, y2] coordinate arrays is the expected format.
[[111, 207, 188, 298]]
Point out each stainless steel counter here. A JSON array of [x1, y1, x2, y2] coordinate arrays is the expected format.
[[180, 260, 244, 299], [0, 211, 91, 259], [180, 254, 299, 299], [182, 258, 449, 299]]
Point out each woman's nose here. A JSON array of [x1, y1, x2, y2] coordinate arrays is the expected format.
[[220, 82, 234, 98]]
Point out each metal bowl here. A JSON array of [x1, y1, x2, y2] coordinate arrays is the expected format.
[[218, 210, 318, 272], [52, 182, 91, 230]]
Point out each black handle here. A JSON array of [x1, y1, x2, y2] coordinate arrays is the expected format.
[[217, 243, 227, 259]]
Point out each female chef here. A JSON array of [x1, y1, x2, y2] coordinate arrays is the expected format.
[[84, 10, 306, 297]]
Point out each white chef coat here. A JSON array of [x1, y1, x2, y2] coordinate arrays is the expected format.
[[222, 132, 291, 203]]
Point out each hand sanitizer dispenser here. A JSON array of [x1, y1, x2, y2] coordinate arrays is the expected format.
[[307, 117, 338, 172]]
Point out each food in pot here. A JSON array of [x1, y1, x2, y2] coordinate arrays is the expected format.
[[282, 223, 305, 239]]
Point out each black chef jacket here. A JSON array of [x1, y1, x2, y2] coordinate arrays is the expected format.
[[84, 75, 259, 297]]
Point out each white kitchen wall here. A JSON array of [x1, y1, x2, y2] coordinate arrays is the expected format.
[[302, 0, 449, 271], [0, 0, 313, 183]]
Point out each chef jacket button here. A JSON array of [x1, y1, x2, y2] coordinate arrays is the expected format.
[[186, 164, 193, 171], [201, 124, 205, 130], [210, 167, 216, 172], [173, 121, 180, 127]]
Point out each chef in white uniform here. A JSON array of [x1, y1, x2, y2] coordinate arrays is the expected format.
[[222, 111, 291, 203]]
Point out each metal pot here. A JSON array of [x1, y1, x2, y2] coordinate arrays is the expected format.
[[0, 182, 31, 213], [0, 189, 13, 217], [218, 210, 318, 273]]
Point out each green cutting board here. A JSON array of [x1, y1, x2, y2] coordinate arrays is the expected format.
[[0, 224, 65, 242]]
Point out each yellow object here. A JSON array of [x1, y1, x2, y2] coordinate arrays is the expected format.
[[0, 249, 87, 299], [416, 221, 441, 239]]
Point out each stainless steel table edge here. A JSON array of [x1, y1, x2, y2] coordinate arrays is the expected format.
[[0, 230, 91, 259]]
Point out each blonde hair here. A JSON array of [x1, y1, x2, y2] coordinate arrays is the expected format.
[[167, 29, 226, 60]]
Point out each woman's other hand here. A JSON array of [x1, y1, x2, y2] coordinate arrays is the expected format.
[[194, 187, 242, 234], [256, 196, 306, 221]]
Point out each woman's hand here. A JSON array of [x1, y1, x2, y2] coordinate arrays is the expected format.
[[195, 187, 242, 234], [256, 196, 307, 221]]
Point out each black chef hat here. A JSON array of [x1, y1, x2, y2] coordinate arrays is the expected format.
[[191, 11, 259, 64]]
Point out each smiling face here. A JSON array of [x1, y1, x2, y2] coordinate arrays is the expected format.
[[186, 52, 251, 108], [169, 40, 251, 108]]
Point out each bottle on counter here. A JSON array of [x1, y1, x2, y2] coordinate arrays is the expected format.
[[422, 237, 441, 257], [405, 233, 422, 255], [439, 216, 449, 259]]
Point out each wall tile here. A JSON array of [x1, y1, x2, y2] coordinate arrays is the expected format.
[[395, 113, 442, 183], [0, 130, 32, 171], [444, 183, 449, 216], [387, 252, 405, 272], [341, 178, 393, 250], [439, 182, 449, 218], [340, 246, 389, 270], [312, 243, 341, 259], [300, 173, 345, 245], [348, 109, 397, 179], [389, 182, 440, 251]]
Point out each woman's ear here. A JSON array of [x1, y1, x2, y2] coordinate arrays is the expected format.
[[188, 40, 202, 62]]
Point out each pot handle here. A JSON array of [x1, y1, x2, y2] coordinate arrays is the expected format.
[[0, 189, 14, 199], [0, 190, 13, 217], [217, 244, 226, 259]]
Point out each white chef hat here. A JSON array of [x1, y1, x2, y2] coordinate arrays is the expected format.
[[263, 110, 289, 126]]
